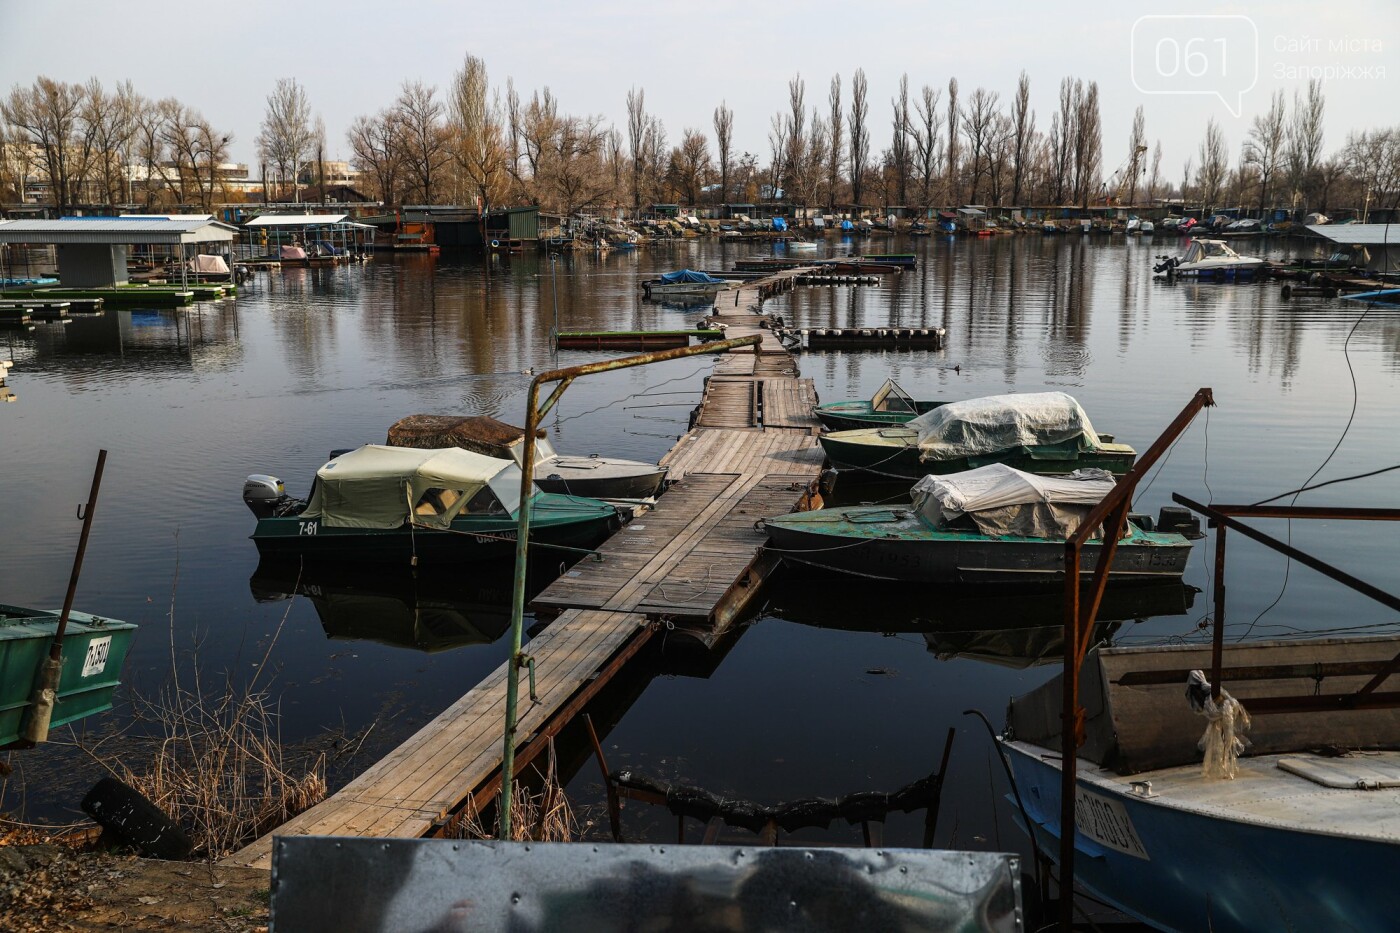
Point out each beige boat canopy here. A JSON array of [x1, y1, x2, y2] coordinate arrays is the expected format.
[[301, 445, 522, 529], [912, 463, 1117, 539], [909, 391, 1101, 461]]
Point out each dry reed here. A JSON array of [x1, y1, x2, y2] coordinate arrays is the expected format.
[[449, 739, 577, 842]]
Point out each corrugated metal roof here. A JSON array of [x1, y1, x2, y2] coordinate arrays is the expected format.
[[1306, 224, 1400, 245], [0, 218, 237, 244], [119, 213, 216, 222], [243, 214, 349, 227]]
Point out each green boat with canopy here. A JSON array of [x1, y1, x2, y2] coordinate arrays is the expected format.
[[0, 606, 137, 748], [814, 379, 947, 432], [762, 463, 1191, 584], [817, 391, 1136, 479], [245, 445, 625, 565]]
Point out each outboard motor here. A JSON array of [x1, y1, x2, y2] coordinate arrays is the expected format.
[[243, 474, 287, 519], [1153, 256, 1179, 275], [1157, 506, 1203, 539]]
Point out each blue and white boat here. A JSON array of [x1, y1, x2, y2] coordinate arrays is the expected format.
[[1000, 635, 1400, 933], [640, 269, 739, 299]]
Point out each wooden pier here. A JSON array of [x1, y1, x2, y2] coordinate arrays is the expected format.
[[224, 268, 824, 869]]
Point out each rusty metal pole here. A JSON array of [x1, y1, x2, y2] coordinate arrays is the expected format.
[[20, 449, 107, 745], [497, 335, 761, 839], [1056, 389, 1214, 929], [1212, 524, 1227, 702]]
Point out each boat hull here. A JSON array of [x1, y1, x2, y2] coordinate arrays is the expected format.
[[814, 399, 944, 432], [764, 517, 1189, 584], [533, 465, 667, 501], [1002, 742, 1400, 933], [819, 429, 1137, 479], [252, 495, 622, 565], [0, 606, 137, 747]]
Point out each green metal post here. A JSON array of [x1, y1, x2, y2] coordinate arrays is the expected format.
[[497, 334, 761, 839]]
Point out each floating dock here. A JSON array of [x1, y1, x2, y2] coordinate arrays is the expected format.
[[224, 268, 824, 869]]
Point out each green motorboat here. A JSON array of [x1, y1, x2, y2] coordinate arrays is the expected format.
[[818, 391, 1136, 479], [814, 379, 946, 432], [245, 444, 626, 565], [0, 605, 137, 748], [762, 464, 1192, 585]]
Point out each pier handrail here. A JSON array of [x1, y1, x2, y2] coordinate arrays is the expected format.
[[1056, 388, 1213, 930], [499, 335, 762, 839]]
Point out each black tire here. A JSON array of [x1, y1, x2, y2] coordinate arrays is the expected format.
[[81, 777, 193, 860]]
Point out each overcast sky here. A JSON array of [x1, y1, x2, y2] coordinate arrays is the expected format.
[[3, 0, 1396, 183]]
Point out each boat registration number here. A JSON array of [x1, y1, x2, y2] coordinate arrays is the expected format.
[[81, 636, 112, 677], [1075, 788, 1150, 860]]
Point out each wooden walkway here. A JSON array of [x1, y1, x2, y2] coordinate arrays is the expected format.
[[224, 268, 823, 870]]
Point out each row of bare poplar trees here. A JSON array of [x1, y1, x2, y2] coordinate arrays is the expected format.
[[0, 77, 234, 213], [4, 66, 1396, 218]]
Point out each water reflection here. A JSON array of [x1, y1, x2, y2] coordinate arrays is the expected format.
[[249, 559, 517, 653]]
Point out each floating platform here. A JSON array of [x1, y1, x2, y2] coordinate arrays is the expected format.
[[793, 326, 947, 350], [556, 330, 724, 350]]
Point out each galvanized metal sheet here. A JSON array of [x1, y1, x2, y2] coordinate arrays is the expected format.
[[271, 838, 1021, 932]]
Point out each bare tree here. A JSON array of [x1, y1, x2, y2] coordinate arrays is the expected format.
[[911, 84, 942, 208], [1196, 117, 1228, 209], [1010, 71, 1033, 205], [1071, 80, 1101, 207], [803, 112, 830, 208], [826, 75, 843, 211], [258, 78, 315, 202], [783, 74, 807, 199], [395, 81, 451, 204], [450, 53, 507, 211], [1126, 106, 1146, 205], [888, 74, 911, 206], [945, 78, 959, 204], [348, 108, 406, 206], [1244, 90, 1286, 213], [670, 128, 711, 205], [1285, 79, 1325, 208], [1146, 141, 1163, 204], [2, 77, 85, 213], [712, 100, 733, 203], [961, 87, 1000, 204], [767, 111, 788, 199], [848, 69, 869, 208], [626, 87, 646, 215]]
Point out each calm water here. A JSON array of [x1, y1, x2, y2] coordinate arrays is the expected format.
[[2, 235, 1397, 853]]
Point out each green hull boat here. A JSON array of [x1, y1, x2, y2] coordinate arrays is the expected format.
[[251, 494, 622, 565], [764, 508, 1188, 583], [819, 427, 1137, 478], [0, 605, 137, 748], [814, 379, 945, 432], [762, 464, 1191, 585], [245, 444, 626, 566]]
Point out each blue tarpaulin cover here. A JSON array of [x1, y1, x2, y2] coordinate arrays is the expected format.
[[658, 269, 725, 284], [772, 217, 787, 231], [840, 220, 854, 230]]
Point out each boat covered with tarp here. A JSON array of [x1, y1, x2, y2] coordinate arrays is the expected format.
[[814, 379, 946, 431], [762, 463, 1191, 583], [641, 269, 739, 298], [386, 414, 667, 501], [243, 445, 625, 564], [818, 391, 1136, 479], [0, 605, 137, 748]]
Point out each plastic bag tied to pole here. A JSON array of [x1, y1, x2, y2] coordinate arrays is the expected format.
[[1186, 670, 1252, 780]]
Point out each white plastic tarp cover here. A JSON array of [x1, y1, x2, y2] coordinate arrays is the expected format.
[[187, 254, 229, 274], [302, 445, 521, 529], [912, 463, 1116, 539], [908, 391, 1100, 461]]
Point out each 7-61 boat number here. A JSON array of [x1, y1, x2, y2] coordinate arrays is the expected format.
[[298, 521, 318, 536]]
